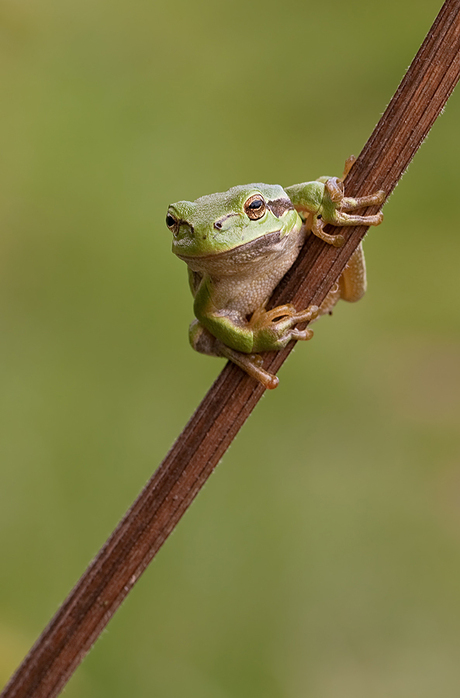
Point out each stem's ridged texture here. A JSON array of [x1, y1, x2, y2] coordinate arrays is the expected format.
[[2, 2, 460, 697]]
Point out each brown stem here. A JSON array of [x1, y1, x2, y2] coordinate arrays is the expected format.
[[2, 2, 460, 697]]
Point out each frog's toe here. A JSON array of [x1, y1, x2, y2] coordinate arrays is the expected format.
[[247, 352, 264, 367], [219, 344, 279, 389], [312, 216, 346, 246], [262, 304, 297, 323], [332, 234, 346, 247], [290, 327, 314, 342], [341, 155, 357, 180], [291, 304, 319, 324]]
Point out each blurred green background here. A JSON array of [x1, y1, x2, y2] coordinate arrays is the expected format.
[[1, 0, 460, 696]]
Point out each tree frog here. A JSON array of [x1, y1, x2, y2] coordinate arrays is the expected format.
[[166, 158, 384, 389]]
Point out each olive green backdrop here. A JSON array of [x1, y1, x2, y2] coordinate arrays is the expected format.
[[1, 0, 460, 696]]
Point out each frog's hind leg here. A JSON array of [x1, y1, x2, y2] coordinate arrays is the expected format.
[[339, 242, 367, 303], [313, 243, 367, 318], [189, 319, 279, 389]]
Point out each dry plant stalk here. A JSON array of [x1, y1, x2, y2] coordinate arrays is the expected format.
[[2, 2, 460, 697]]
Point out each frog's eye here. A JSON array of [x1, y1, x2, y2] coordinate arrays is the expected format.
[[244, 195, 266, 220], [166, 213, 182, 236], [166, 213, 177, 229]]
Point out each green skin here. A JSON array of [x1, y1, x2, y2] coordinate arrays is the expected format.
[[167, 160, 385, 389]]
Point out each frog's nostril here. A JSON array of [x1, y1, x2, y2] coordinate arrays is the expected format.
[[214, 221, 222, 230]]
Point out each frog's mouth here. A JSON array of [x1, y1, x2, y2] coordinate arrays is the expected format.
[[177, 229, 298, 275], [177, 229, 283, 263]]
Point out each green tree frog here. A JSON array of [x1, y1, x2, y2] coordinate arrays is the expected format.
[[166, 158, 384, 389]]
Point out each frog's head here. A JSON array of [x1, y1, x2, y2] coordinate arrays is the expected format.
[[166, 183, 300, 258]]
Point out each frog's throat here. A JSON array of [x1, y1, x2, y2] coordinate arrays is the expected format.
[[177, 228, 305, 278]]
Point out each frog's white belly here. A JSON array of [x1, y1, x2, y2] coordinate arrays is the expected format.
[[211, 230, 305, 316]]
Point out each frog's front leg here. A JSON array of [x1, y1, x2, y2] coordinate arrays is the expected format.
[[286, 176, 385, 247]]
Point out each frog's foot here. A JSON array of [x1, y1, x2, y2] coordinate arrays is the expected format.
[[338, 155, 386, 210], [250, 303, 319, 334], [252, 303, 318, 325], [311, 178, 385, 246], [218, 344, 280, 390], [325, 177, 386, 214], [249, 303, 319, 353]]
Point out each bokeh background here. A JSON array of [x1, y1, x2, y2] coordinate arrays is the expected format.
[[1, 0, 460, 696]]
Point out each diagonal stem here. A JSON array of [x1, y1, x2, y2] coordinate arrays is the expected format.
[[2, 2, 460, 697]]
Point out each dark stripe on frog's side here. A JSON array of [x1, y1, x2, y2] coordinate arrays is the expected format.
[[212, 201, 292, 230], [267, 198, 294, 217]]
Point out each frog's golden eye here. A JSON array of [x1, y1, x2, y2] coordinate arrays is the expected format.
[[244, 195, 266, 220]]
